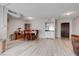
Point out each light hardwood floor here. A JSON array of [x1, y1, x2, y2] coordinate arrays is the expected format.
[[0, 38, 75, 56]]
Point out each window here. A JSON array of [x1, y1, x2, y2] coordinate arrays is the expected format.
[[25, 24, 31, 30]]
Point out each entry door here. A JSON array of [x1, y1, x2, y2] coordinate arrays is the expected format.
[[61, 23, 69, 38]]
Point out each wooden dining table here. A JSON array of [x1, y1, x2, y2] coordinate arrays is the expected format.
[[24, 30, 39, 40], [14, 30, 39, 40]]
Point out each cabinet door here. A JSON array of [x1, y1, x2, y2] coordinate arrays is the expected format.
[[45, 31, 55, 39]]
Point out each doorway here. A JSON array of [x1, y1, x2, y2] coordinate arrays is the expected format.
[[61, 23, 70, 38]]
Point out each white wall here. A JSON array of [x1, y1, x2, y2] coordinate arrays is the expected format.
[[31, 18, 47, 38], [0, 5, 8, 40], [31, 18, 55, 39], [56, 19, 72, 39], [7, 16, 30, 40], [0, 5, 3, 39], [72, 17, 79, 35]]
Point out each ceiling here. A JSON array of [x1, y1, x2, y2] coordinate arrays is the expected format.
[[1, 3, 79, 19]]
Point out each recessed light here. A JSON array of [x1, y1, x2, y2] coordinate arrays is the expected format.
[[27, 17, 33, 19], [64, 12, 75, 16]]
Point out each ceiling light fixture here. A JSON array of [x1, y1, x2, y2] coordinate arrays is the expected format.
[[27, 17, 33, 19], [64, 12, 75, 16]]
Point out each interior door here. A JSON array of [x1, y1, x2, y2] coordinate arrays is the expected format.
[[61, 23, 69, 38]]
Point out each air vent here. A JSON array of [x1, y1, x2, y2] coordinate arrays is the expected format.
[[8, 10, 25, 18], [8, 10, 17, 15]]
